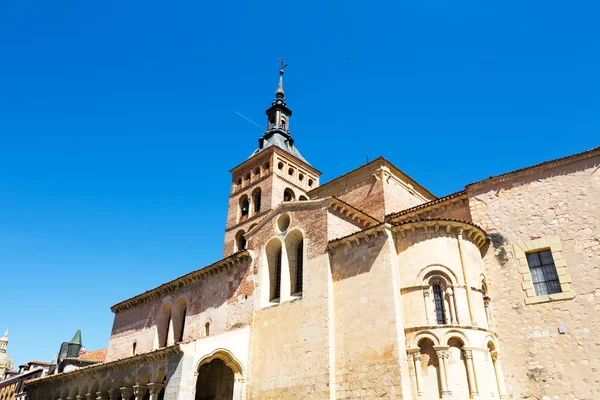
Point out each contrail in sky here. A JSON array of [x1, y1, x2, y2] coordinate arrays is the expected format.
[[234, 111, 263, 129]]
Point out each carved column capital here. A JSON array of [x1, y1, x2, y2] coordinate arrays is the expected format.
[[120, 387, 134, 400], [436, 350, 449, 359], [147, 383, 164, 395], [96, 392, 107, 400], [132, 385, 148, 400], [463, 350, 473, 359], [413, 352, 422, 362]]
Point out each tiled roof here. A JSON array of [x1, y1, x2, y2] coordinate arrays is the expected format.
[[385, 191, 466, 221], [111, 250, 251, 313], [77, 348, 107, 362], [468, 146, 600, 188], [28, 361, 50, 366]]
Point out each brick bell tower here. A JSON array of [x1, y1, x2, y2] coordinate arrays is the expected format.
[[223, 62, 321, 257]]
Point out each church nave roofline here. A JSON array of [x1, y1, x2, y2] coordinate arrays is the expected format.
[[111, 250, 251, 313]]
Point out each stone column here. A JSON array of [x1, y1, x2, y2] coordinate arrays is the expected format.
[[434, 347, 452, 397], [491, 352, 508, 399], [96, 392, 108, 400], [484, 296, 492, 327], [446, 288, 457, 324], [463, 350, 479, 398], [147, 383, 164, 400], [423, 288, 432, 324], [132, 385, 148, 400], [120, 387, 134, 400], [232, 377, 245, 400], [107, 389, 119, 400], [409, 350, 424, 396]]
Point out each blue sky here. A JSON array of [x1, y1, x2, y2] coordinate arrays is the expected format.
[[0, 0, 598, 366]]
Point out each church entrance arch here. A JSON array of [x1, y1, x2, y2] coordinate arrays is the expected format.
[[194, 349, 244, 400]]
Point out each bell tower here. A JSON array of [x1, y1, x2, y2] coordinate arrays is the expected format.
[[222, 62, 321, 257]]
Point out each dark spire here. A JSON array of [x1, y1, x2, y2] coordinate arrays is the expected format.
[[273, 69, 286, 106], [249, 59, 310, 164]]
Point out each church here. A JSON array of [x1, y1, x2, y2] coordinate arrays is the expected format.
[[24, 68, 600, 400]]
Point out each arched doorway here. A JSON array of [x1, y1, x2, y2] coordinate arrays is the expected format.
[[195, 359, 234, 400]]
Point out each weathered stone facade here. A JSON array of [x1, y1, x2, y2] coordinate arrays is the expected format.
[[24, 70, 600, 400]]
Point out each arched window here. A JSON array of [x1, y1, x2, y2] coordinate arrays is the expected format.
[[204, 322, 210, 337], [157, 303, 172, 348], [252, 188, 262, 214], [274, 249, 282, 300], [265, 239, 283, 303], [432, 282, 447, 324], [285, 230, 304, 296], [283, 188, 295, 202], [173, 298, 187, 343], [132, 341, 137, 355], [239, 195, 249, 222], [482, 280, 492, 327], [295, 240, 304, 293], [235, 230, 246, 251], [281, 117, 286, 130], [298, 195, 308, 201]]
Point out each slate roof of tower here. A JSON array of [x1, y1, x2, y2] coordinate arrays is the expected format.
[[249, 132, 309, 164]]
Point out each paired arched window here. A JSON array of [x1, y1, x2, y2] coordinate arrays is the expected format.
[[265, 231, 305, 304], [173, 298, 187, 343], [157, 303, 172, 348], [295, 240, 304, 293], [252, 188, 261, 214], [274, 249, 282, 300]]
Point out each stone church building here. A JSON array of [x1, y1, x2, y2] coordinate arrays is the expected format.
[[25, 70, 600, 400]]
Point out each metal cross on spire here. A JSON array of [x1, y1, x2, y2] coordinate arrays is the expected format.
[[278, 58, 289, 74]]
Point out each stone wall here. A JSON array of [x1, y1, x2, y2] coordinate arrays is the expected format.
[[106, 258, 254, 362], [330, 230, 412, 399], [468, 151, 600, 399], [246, 206, 333, 399]]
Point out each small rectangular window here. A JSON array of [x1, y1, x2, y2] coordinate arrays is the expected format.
[[526, 250, 562, 296]]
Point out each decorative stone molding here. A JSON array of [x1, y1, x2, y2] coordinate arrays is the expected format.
[[327, 197, 380, 227], [111, 251, 251, 313], [328, 223, 390, 252], [386, 191, 468, 223], [513, 235, 575, 305], [245, 197, 378, 239], [391, 219, 488, 249], [25, 345, 182, 389]]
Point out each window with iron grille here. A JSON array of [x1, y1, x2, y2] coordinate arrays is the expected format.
[[432, 284, 446, 324], [295, 240, 304, 293], [274, 249, 282, 300], [526, 250, 562, 296]]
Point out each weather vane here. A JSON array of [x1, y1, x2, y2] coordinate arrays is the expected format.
[[278, 58, 289, 74]]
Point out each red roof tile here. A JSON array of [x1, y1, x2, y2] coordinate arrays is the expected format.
[[77, 348, 107, 362]]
